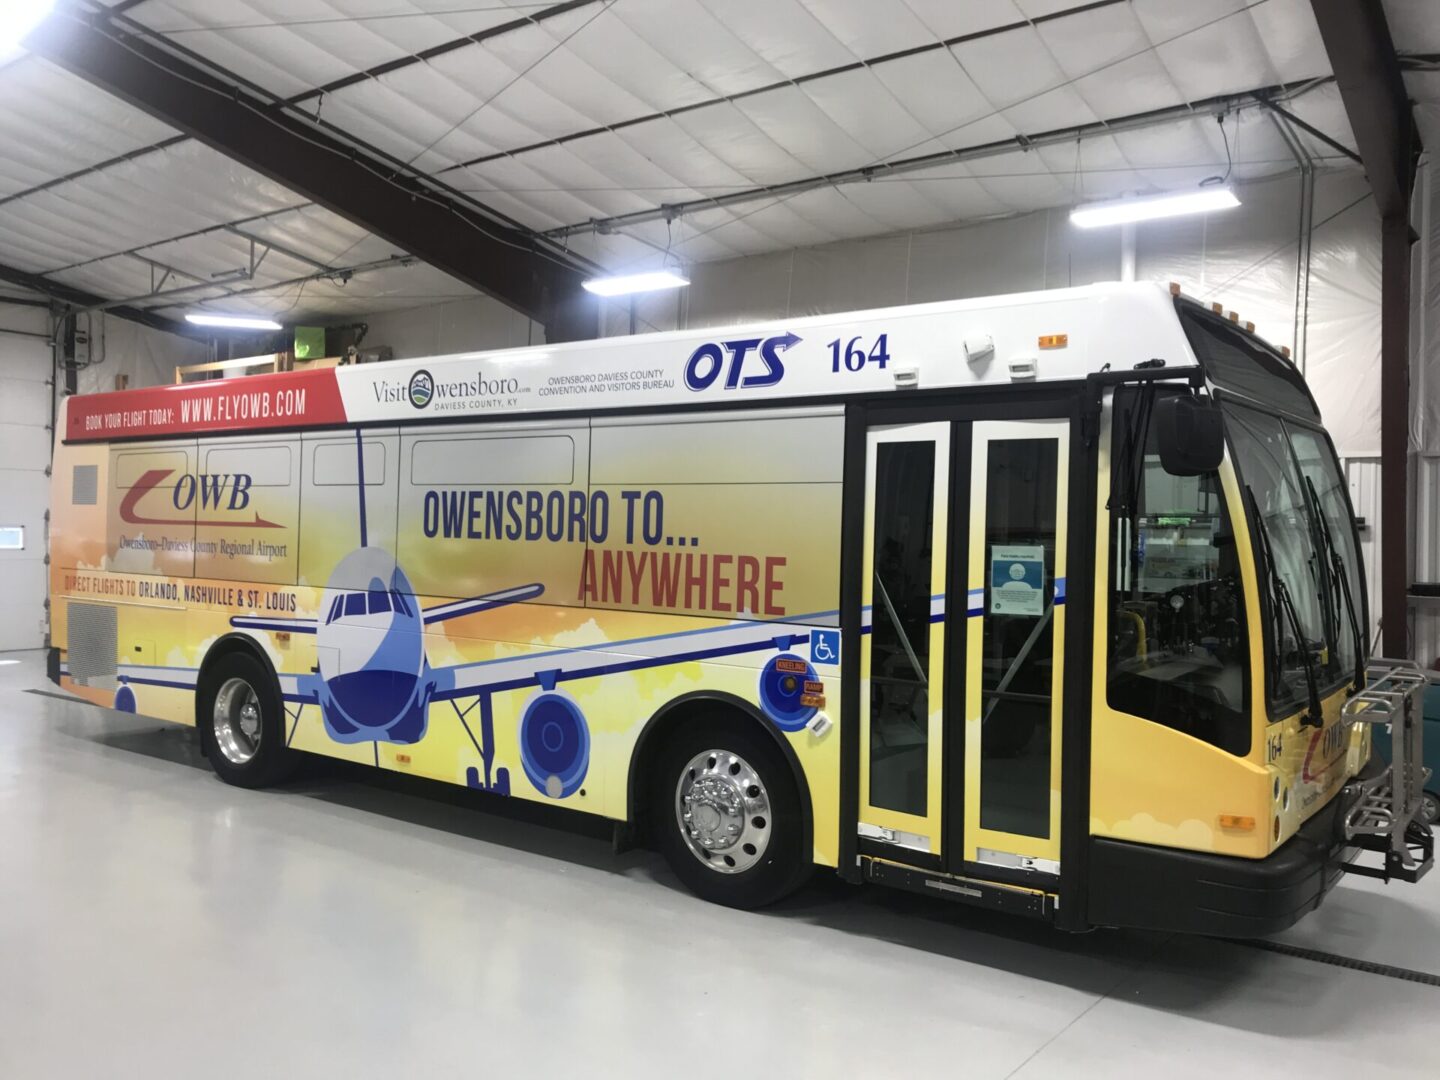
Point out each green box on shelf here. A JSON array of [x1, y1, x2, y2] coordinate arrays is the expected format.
[[294, 326, 325, 359]]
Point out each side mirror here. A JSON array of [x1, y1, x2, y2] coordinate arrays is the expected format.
[[1155, 393, 1224, 476]]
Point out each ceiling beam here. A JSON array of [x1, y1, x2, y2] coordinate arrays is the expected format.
[[2, 0, 1111, 225], [1309, 0, 1418, 219], [1310, 0, 1420, 660], [0, 260, 200, 338], [26, 6, 599, 340], [0, 1, 600, 231]]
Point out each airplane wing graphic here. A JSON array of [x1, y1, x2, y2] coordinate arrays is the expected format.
[[99, 663, 322, 706], [428, 592, 947, 702], [430, 618, 820, 702], [422, 583, 545, 625], [230, 615, 318, 634]]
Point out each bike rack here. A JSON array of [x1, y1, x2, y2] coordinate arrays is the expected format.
[[1340, 658, 1434, 883]]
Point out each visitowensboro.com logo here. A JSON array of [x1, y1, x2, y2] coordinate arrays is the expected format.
[[372, 366, 524, 409]]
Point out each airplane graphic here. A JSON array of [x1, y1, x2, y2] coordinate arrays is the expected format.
[[87, 431, 848, 800]]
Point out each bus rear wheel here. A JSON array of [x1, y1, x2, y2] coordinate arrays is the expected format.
[[198, 652, 294, 789], [650, 715, 810, 909]]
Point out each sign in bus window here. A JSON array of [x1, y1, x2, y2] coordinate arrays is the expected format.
[[868, 440, 934, 817]]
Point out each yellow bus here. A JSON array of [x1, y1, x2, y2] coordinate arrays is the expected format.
[[48, 282, 1431, 934]]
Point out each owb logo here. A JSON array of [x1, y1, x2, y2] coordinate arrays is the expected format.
[[118, 469, 280, 528], [408, 369, 434, 409], [684, 333, 800, 393]]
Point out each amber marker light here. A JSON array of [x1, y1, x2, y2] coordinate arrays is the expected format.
[[1218, 814, 1256, 830]]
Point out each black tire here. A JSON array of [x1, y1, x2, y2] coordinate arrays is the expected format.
[[197, 651, 295, 789], [649, 712, 811, 909]]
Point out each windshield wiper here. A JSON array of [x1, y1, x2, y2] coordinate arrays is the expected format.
[[1246, 484, 1324, 727], [1298, 481, 1341, 667], [1304, 475, 1366, 694]]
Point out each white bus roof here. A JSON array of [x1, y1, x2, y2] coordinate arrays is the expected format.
[[63, 281, 1271, 443]]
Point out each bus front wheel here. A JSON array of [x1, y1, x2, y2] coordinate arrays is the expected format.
[[198, 652, 295, 789], [650, 715, 810, 909]]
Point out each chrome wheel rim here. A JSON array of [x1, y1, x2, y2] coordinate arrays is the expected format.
[[675, 749, 771, 874], [213, 677, 263, 765], [1422, 792, 1440, 828]]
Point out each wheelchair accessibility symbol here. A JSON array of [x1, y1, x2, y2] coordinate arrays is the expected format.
[[810, 628, 840, 665]]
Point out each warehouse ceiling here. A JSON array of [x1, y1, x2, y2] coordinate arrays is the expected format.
[[0, 0, 1430, 333]]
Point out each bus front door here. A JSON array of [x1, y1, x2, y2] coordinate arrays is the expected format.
[[857, 413, 1069, 886]]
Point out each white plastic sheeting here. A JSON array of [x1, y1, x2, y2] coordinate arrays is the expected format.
[[0, 56, 476, 322], [7, 0, 1355, 321], [359, 293, 540, 361], [69, 314, 210, 396]]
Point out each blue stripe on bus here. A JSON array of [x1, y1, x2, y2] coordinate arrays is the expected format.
[[61, 593, 958, 703]]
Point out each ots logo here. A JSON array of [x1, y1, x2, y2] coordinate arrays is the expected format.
[[119, 470, 281, 528], [684, 333, 800, 392], [408, 369, 434, 409]]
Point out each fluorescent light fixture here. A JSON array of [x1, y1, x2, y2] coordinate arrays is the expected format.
[[581, 270, 690, 297], [1070, 187, 1240, 229], [185, 313, 284, 331], [1, 0, 54, 51]]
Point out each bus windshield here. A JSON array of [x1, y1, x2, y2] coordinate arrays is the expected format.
[[1176, 299, 1366, 716], [1224, 404, 1366, 715]]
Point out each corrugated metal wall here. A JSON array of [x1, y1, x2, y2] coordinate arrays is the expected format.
[[0, 304, 56, 651]]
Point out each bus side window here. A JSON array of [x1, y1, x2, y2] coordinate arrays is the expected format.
[[302, 435, 399, 593], [196, 440, 299, 585], [398, 426, 586, 610], [1106, 388, 1249, 757]]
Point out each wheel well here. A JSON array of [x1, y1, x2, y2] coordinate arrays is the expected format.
[[626, 691, 813, 849], [194, 634, 279, 724]]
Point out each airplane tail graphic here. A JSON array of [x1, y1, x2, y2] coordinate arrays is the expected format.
[[355, 428, 369, 548]]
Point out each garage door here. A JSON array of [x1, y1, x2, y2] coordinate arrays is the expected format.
[[0, 309, 54, 652]]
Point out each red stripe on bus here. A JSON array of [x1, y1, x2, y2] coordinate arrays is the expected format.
[[65, 368, 346, 441]]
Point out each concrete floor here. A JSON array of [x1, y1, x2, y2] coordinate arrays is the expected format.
[[1, 649, 1436, 1079]]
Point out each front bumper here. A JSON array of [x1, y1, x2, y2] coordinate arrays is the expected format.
[[1086, 764, 1377, 938]]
